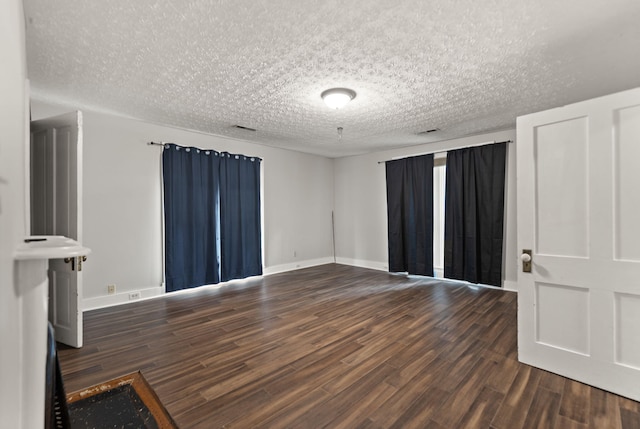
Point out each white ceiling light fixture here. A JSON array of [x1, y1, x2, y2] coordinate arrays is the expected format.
[[321, 88, 357, 109]]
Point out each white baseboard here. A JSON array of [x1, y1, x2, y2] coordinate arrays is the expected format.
[[335, 257, 388, 272], [83, 261, 516, 311], [83, 258, 334, 311], [335, 259, 517, 293], [263, 257, 335, 276], [83, 285, 164, 311], [503, 280, 518, 292]]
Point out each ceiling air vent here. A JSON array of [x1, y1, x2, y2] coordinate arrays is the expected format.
[[232, 125, 257, 132], [418, 128, 440, 135]]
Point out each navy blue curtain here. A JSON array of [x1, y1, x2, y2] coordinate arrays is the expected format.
[[385, 154, 434, 276], [162, 144, 262, 292], [219, 153, 262, 282], [444, 142, 507, 287]]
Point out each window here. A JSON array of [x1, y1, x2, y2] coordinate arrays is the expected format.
[[433, 157, 446, 277]]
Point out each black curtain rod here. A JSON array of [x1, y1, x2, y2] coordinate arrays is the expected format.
[[377, 139, 512, 164], [147, 141, 263, 161]]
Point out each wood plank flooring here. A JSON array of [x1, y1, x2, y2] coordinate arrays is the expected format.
[[57, 264, 640, 428]]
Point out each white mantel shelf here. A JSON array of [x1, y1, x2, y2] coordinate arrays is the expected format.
[[14, 235, 91, 260]]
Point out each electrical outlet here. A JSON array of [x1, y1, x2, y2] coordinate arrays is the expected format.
[[107, 284, 116, 295], [128, 291, 141, 300]]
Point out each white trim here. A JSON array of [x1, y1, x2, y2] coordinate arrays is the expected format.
[[336, 258, 516, 292], [82, 285, 164, 311], [82, 258, 516, 312], [24, 79, 30, 235], [379, 139, 513, 164], [263, 257, 334, 275], [83, 257, 334, 311], [335, 257, 388, 272], [503, 280, 518, 292], [391, 140, 495, 160], [76, 110, 83, 243], [425, 275, 514, 292]]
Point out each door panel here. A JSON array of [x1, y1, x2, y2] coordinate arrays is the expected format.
[[49, 269, 70, 328], [615, 292, 640, 369], [53, 125, 76, 239], [517, 87, 640, 401], [31, 128, 55, 234], [31, 111, 83, 348], [614, 104, 640, 261], [535, 282, 590, 355], [534, 117, 589, 258]]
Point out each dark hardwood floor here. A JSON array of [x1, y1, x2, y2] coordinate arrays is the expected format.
[[58, 264, 640, 428]]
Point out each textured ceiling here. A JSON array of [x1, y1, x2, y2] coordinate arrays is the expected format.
[[23, 0, 640, 157]]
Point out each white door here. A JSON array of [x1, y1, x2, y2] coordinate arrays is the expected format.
[[517, 87, 640, 400], [31, 111, 84, 348]]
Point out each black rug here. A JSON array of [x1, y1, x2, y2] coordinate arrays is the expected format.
[[69, 383, 158, 428], [66, 371, 177, 428]]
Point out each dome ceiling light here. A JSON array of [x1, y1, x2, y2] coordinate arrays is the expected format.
[[321, 88, 357, 109]]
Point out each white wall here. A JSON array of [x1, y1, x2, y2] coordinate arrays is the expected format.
[[31, 101, 335, 309], [0, 0, 29, 425], [333, 129, 519, 291]]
